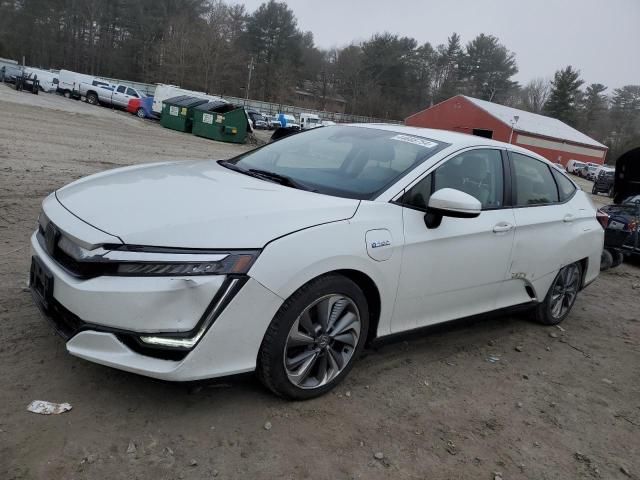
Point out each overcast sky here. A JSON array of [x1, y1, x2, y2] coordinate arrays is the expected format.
[[238, 0, 639, 90]]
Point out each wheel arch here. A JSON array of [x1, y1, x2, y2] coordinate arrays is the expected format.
[[329, 269, 382, 344]]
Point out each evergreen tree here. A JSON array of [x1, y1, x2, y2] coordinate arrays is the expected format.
[[579, 83, 608, 137], [462, 34, 518, 102], [543, 66, 584, 126]]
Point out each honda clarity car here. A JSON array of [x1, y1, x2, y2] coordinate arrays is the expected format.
[[30, 125, 603, 399]]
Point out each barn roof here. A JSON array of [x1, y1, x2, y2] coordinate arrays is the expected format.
[[461, 95, 607, 149]]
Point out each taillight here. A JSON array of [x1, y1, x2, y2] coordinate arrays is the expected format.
[[625, 220, 638, 232], [596, 210, 609, 229]]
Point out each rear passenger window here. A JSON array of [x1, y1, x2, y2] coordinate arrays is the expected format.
[[552, 169, 577, 201], [512, 153, 559, 206]]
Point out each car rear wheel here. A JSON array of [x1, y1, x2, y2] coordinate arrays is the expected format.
[[600, 249, 613, 271], [592, 185, 598, 195], [534, 262, 582, 325], [136, 108, 146, 118], [86, 93, 98, 105], [257, 274, 369, 400], [611, 250, 624, 268]]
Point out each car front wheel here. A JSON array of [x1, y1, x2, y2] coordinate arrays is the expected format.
[[533, 262, 582, 325], [257, 274, 369, 400]]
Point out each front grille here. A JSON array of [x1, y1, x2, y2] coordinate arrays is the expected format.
[[36, 226, 111, 278], [32, 290, 86, 340]]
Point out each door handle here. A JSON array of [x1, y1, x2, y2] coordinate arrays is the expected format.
[[563, 214, 576, 223], [493, 222, 513, 233]]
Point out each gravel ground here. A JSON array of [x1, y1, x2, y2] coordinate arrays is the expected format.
[[1, 85, 639, 480]]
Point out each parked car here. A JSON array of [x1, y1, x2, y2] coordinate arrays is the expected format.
[[127, 96, 158, 119], [567, 159, 586, 174], [592, 168, 615, 196], [247, 110, 269, 129], [57, 69, 106, 99], [599, 197, 640, 262], [80, 82, 145, 109], [574, 165, 588, 178], [151, 84, 223, 116], [585, 165, 600, 181], [277, 113, 300, 130], [24, 67, 59, 93], [1, 64, 24, 84], [300, 113, 322, 130], [266, 115, 282, 129], [29, 125, 602, 399]]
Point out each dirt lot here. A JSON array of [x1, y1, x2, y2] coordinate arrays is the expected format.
[[1, 85, 639, 480]]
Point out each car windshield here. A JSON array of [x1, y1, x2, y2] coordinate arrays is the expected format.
[[226, 126, 449, 199]]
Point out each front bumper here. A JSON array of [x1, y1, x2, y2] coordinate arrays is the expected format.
[[30, 232, 285, 381]]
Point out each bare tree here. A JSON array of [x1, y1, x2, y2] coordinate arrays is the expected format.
[[521, 78, 551, 113]]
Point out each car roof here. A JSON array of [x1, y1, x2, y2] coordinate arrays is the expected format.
[[347, 123, 551, 160]]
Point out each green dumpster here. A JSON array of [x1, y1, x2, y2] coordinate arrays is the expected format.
[[161, 95, 208, 133], [192, 101, 250, 144]]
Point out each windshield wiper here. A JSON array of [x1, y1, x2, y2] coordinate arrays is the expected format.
[[247, 169, 314, 191], [218, 161, 313, 191]]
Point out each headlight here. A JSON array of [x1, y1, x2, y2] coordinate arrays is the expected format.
[[112, 252, 258, 276]]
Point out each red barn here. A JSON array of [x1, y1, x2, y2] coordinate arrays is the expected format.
[[406, 95, 608, 165]]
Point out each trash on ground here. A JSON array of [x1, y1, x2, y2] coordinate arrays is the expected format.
[[26, 400, 72, 415]]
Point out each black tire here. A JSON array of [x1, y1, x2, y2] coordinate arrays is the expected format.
[[136, 108, 146, 119], [86, 93, 98, 105], [600, 249, 613, 271], [257, 274, 369, 400], [533, 262, 582, 325], [592, 185, 598, 195], [608, 186, 614, 198], [611, 250, 624, 268], [63, 90, 71, 98]]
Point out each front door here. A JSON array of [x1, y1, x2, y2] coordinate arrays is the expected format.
[[392, 148, 515, 332]]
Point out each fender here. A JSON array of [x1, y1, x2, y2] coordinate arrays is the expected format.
[[249, 201, 404, 337]]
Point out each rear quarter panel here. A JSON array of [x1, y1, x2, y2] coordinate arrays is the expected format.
[[569, 191, 603, 286]]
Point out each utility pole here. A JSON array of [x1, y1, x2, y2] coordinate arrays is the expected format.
[[508, 115, 519, 143], [245, 57, 254, 102]]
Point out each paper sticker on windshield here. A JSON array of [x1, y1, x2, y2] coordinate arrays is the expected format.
[[390, 134, 438, 149]]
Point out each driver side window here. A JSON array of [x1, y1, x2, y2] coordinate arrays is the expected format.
[[401, 149, 504, 210]]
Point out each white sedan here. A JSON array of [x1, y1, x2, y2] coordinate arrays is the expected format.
[[30, 125, 603, 399]]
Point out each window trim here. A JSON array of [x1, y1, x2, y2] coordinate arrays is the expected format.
[[506, 150, 577, 208], [391, 146, 510, 213]]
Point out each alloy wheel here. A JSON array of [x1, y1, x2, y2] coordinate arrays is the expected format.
[[283, 294, 361, 389], [550, 264, 580, 319]]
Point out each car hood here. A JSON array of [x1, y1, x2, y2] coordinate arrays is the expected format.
[[55, 161, 360, 248]]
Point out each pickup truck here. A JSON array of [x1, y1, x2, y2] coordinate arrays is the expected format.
[[79, 82, 145, 109]]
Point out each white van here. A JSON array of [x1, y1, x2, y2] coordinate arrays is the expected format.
[[24, 67, 59, 93], [152, 84, 224, 115], [299, 113, 321, 130], [566, 159, 587, 174], [57, 70, 111, 99]]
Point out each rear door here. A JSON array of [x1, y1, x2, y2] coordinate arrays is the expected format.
[[508, 151, 575, 293]]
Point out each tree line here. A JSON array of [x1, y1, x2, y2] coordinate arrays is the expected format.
[[0, 0, 638, 160]]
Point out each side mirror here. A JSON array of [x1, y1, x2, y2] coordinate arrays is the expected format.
[[424, 188, 482, 229]]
